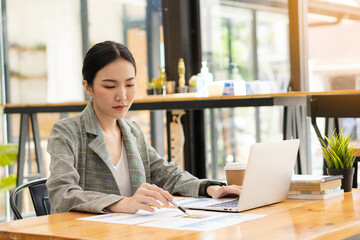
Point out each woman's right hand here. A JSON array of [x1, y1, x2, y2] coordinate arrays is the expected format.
[[106, 183, 173, 213]]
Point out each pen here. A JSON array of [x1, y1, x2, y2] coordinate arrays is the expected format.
[[168, 199, 190, 215]]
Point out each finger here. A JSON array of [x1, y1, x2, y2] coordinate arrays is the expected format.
[[140, 183, 173, 205], [145, 196, 162, 209], [160, 189, 173, 201], [136, 195, 162, 209], [140, 182, 153, 189], [226, 186, 242, 195], [151, 184, 173, 203], [151, 184, 173, 199], [213, 185, 242, 199], [136, 203, 156, 213], [133, 188, 163, 208], [218, 186, 241, 198], [146, 188, 170, 207]]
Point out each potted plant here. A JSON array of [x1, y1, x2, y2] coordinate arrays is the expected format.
[[152, 66, 166, 95], [188, 75, 197, 92], [146, 82, 155, 95], [0, 144, 18, 193], [152, 77, 165, 95], [319, 130, 357, 192]]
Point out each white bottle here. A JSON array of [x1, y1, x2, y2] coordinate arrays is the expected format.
[[196, 61, 213, 97]]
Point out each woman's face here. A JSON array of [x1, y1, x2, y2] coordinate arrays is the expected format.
[[83, 58, 137, 121]]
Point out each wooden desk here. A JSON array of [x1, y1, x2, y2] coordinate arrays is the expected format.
[[1, 190, 360, 240]]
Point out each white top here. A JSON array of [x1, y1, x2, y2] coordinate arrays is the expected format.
[[113, 140, 132, 197]]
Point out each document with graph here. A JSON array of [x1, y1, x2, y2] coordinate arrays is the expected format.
[[78, 207, 265, 232]]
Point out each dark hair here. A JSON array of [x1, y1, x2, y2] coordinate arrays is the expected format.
[[82, 41, 137, 86]]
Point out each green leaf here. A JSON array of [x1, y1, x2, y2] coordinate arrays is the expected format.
[[0, 144, 18, 166], [332, 152, 345, 169], [0, 174, 16, 193], [320, 145, 333, 168]]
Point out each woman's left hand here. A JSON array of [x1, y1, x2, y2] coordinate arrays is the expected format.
[[206, 185, 242, 199]]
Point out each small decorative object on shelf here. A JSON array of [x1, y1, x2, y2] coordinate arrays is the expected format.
[[188, 75, 197, 92], [196, 61, 213, 97], [177, 58, 188, 93], [150, 66, 166, 95], [319, 130, 358, 192], [146, 82, 155, 95], [166, 81, 176, 94]]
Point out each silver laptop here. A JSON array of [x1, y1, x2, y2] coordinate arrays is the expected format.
[[184, 139, 300, 212]]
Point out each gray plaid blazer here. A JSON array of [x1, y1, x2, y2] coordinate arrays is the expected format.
[[46, 102, 204, 214]]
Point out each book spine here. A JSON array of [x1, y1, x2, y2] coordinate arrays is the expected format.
[[291, 175, 343, 183], [321, 175, 343, 182], [290, 179, 342, 191], [288, 187, 341, 195], [287, 189, 344, 200]]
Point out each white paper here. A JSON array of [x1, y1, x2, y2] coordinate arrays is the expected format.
[[78, 207, 265, 232]]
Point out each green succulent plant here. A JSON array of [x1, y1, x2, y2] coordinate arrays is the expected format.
[[152, 66, 167, 89], [147, 82, 155, 89], [189, 75, 197, 87], [0, 144, 18, 193], [319, 130, 357, 169]]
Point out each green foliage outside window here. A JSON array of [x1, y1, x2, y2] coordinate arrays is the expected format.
[[0, 144, 18, 193]]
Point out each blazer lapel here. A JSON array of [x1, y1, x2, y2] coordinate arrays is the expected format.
[[82, 102, 120, 187], [118, 119, 146, 195]]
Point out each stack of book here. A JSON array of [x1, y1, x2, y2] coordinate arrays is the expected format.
[[288, 175, 344, 200]]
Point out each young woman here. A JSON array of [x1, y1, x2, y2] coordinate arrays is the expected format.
[[46, 41, 241, 214]]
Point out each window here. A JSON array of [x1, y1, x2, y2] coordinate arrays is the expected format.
[[200, 0, 289, 91], [306, 0, 360, 175], [307, 0, 360, 92], [88, 0, 152, 139], [200, 0, 289, 179], [0, 0, 164, 221], [6, 0, 83, 104]]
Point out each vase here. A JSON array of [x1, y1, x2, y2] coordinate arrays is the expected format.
[[188, 86, 197, 93], [177, 86, 189, 93], [326, 167, 354, 192], [146, 89, 155, 95], [154, 87, 166, 95], [166, 81, 176, 94]]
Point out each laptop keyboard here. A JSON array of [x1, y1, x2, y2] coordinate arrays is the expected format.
[[207, 199, 239, 208]]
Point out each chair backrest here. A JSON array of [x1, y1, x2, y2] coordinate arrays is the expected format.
[[10, 178, 50, 219]]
